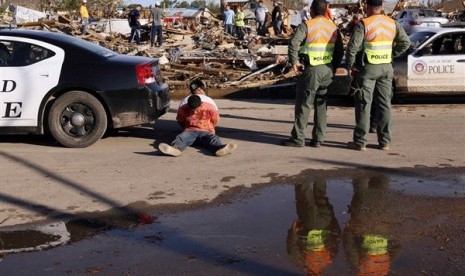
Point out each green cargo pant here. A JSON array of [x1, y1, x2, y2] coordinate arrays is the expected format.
[[290, 64, 334, 144], [353, 63, 394, 147]]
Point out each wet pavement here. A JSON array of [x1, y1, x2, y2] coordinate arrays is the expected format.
[[1, 167, 464, 275]]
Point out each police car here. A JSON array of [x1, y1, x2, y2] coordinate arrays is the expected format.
[[395, 27, 465, 94], [330, 27, 465, 96], [0, 29, 170, 148]]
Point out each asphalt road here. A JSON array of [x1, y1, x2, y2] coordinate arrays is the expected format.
[[1, 99, 464, 227]]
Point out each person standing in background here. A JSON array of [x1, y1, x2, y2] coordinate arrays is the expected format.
[[234, 6, 245, 40], [223, 5, 235, 35], [271, 1, 283, 36], [301, 4, 310, 23], [255, 0, 268, 36], [128, 5, 141, 45], [150, 2, 164, 47], [80, 0, 89, 35]]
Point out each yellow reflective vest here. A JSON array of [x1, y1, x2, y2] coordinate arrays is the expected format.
[[234, 11, 245, 27], [301, 16, 338, 66], [362, 15, 396, 64]]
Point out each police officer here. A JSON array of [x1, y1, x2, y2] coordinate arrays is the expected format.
[[281, 0, 343, 148], [345, 0, 410, 151]]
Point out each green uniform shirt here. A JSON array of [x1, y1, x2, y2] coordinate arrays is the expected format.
[[288, 20, 344, 69], [345, 18, 410, 67]]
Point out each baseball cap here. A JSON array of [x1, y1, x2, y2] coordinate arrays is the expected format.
[[189, 78, 206, 93], [366, 0, 383, 6]]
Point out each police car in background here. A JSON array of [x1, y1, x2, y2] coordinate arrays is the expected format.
[[330, 26, 465, 96], [0, 29, 170, 148], [395, 27, 465, 94]]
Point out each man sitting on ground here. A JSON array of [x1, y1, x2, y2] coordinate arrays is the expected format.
[[158, 94, 237, 157]]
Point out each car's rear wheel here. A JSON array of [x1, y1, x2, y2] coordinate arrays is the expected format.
[[48, 91, 107, 148]]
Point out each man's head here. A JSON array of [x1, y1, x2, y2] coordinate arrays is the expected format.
[[82, 0, 87, 4], [189, 78, 206, 94], [155, 2, 160, 7], [310, 0, 328, 17], [187, 94, 202, 110], [366, 0, 383, 7], [277, 1, 283, 6], [258, 0, 263, 5], [365, 0, 383, 15]]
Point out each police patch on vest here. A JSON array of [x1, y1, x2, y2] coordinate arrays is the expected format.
[[370, 54, 390, 60], [313, 55, 332, 62]]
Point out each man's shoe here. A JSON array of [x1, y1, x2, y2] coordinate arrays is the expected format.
[[379, 144, 390, 151], [158, 143, 182, 157], [281, 139, 304, 147], [369, 127, 377, 133], [347, 142, 367, 151], [310, 141, 322, 148], [215, 142, 238, 157]]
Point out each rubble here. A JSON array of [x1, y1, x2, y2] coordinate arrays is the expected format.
[[1, 5, 298, 97]]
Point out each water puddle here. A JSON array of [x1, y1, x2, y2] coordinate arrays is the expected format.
[[0, 168, 464, 275]]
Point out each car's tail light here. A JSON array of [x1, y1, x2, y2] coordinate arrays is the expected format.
[[135, 63, 156, 85], [409, 20, 420, 25]]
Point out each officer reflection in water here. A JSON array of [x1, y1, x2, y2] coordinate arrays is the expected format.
[[287, 175, 400, 275], [343, 175, 401, 275], [287, 178, 341, 275]]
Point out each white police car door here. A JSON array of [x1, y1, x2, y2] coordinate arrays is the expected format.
[[0, 37, 64, 127], [407, 33, 465, 93]]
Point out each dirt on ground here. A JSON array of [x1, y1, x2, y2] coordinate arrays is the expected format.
[[0, 99, 464, 230]]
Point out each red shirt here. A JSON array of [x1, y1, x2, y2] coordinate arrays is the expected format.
[[176, 102, 219, 134]]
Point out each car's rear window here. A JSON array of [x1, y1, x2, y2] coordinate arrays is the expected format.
[[69, 39, 116, 58], [48, 32, 116, 58], [417, 9, 442, 17]]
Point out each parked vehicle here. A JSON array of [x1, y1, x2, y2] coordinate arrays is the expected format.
[[395, 8, 449, 35], [329, 27, 465, 96], [0, 29, 170, 148]]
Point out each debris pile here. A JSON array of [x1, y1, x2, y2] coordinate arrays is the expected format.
[[2, 5, 298, 96]]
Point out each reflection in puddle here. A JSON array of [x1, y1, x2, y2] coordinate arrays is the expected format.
[[0, 169, 464, 275], [288, 175, 400, 275], [0, 222, 70, 254]]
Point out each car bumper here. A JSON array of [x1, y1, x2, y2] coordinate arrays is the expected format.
[[103, 82, 170, 129], [151, 82, 170, 119]]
